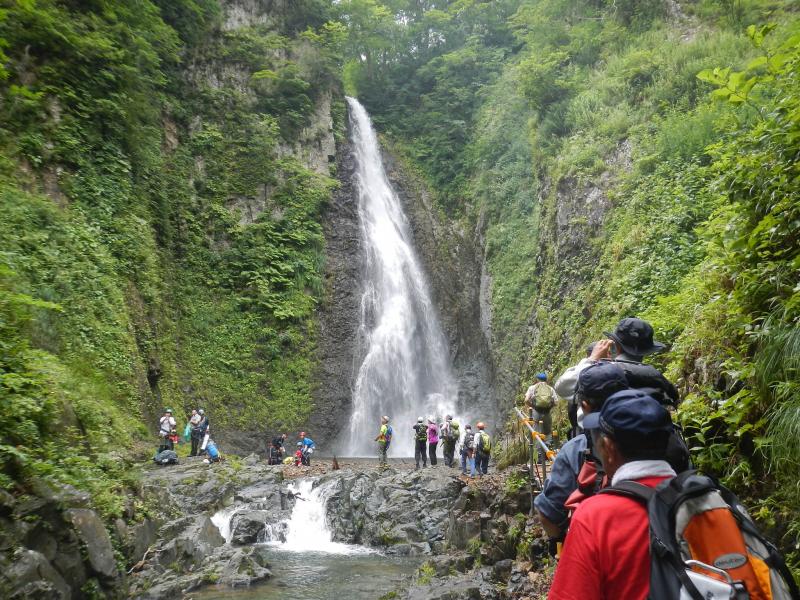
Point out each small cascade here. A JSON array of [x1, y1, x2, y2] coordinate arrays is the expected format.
[[210, 504, 243, 544], [267, 479, 372, 555]]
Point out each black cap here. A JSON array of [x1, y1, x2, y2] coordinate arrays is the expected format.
[[576, 362, 629, 405], [583, 389, 672, 437], [604, 317, 666, 357]]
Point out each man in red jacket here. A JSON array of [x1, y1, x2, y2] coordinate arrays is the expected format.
[[548, 390, 676, 600]]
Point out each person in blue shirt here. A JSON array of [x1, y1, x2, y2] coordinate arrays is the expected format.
[[298, 431, 315, 466], [534, 362, 629, 549]]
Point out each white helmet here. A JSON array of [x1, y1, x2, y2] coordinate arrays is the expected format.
[[417, 416, 424, 423]]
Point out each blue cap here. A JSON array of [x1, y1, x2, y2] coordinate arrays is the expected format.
[[583, 389, 672, 437], [536, 372, 547, 381], [576, 362, 628, 402]]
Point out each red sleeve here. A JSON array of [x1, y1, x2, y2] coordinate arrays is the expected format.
[[548, 511, 602, 599]]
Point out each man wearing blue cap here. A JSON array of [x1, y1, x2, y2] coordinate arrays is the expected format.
[[534, 362, 629, 544], [548, 390, 676, 600]]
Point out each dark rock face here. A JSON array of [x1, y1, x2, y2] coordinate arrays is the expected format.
[[324, 466, 465, 554], [382, 149, 496, 424], [0, 481, 124, 599], [309, 128, 362, 450]]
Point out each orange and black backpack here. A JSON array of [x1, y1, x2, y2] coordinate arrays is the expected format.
[[602, 471, 799, 600]]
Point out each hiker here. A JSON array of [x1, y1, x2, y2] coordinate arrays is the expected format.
[[524, 373, 558, 444], [535, 361, 629, 546], [294, 442, 303, 466], [268, 433, 287, 465], [441, 415, 460, 467], [536, 361, 691, 549], [413, 417, 428, 469], [460, 424, 476, 477], [427, 418, 439, 466], [555, 317, 678, 412], [474, 422, 491, 476], [548, 390, 676, 599], [298, 431, 315, 466], [158, 409, 176, 451], [196, 409, 210, 455], [203, 438, 221, 464], [375, 415, 392, 469], [189, 409, 202, 456]]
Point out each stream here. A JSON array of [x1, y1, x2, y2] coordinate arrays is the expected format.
[[198, 477, 421, 600]]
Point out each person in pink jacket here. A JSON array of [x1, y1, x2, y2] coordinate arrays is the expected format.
[[427, 417, 439, 466]]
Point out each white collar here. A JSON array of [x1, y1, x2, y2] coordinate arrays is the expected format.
[[611, 460, 676, 486]]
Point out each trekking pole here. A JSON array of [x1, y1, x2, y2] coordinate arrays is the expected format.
[[528, 405, 535, 514]]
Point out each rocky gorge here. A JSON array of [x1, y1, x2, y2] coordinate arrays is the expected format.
[[0, 452, 552, 599]]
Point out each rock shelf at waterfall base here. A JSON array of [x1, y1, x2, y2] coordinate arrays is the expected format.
[[125, 454, 553, 600]]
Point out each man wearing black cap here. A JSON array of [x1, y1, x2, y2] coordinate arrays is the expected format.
[[534, 362, 629, 543], [554, 317, 678, 414], [548, 390, 676, 600]]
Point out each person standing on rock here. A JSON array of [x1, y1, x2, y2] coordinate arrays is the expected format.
[[441, 415, 459, 468], [189, 409, 202, 456], [474, 422, 491, 476], [197, 409, 210, 455], [460, 424, 476, 477], [427, 417, 439, 466], [525, 373, 558, 444], [375, 416, 392, 469], [413, 417, 428, 469], [158, 409, 176, 451]]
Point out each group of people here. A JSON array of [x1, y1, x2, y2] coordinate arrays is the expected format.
[[372, 414, 492, 477], [534, 317, 797, 599], [268, 432, 316, 466], [156, 407, 219, 464]]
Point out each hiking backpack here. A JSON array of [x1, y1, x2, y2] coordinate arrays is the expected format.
[[602, 471, 799, 600], [449, 420, 460, 441], [477, 431, 491, 454], [385, 425, 393, 443], [533, 382, 556, 412], [415, 424, 427, 442], [154, 449, 178, 465]]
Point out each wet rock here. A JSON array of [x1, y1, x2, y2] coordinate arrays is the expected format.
[[230, 509, 270, 545], [63, 508, 122, 582], [157, 515, 224, 569]]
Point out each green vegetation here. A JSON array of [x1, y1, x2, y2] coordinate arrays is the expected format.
[[340, 0, 800, 573], [0, 0, 344, 511]]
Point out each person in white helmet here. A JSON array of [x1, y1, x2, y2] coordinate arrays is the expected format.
[[413, 417, 427, 469]]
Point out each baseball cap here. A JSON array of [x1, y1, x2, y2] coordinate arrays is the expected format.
[[583, 389, 672, 437], [576, 362, 629, 406]]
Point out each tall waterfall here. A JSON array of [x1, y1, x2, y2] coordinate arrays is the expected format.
[[344, 97, 457, 457]]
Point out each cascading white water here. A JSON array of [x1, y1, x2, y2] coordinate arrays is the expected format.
[[211, 504, 242, 544], [344, 97, 458, 457], [275, 479, 370, 555]]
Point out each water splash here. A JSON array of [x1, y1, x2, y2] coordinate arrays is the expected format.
[[211, 504, 243, 544], [344, 97, 457, 457], [272, 479, 372, 555]]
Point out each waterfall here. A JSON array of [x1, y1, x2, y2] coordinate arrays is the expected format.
[[344, 97, 458, 457], [211, 504, 243, 544], [272, 479, 370, 555]]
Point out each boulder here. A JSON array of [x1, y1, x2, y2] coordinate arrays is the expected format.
[[3, 549, 70, 600], [156, 515, 224, 569], [63, 509, 121, 582]]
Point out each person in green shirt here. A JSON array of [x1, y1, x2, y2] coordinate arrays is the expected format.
[[375, 415, 392, 469]]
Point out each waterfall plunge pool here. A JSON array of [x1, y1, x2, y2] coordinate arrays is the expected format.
[[202, 478, 421, 599], [189, 550, 421, 600]]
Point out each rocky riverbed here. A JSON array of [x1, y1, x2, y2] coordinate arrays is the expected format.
[[1, 454, 554, 599]]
